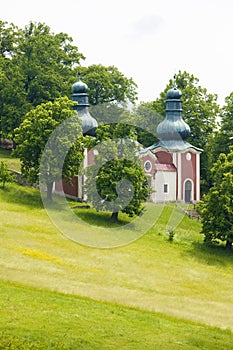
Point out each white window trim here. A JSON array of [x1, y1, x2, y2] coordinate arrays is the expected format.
[[183, 178, 194, 202], [164, 183, 169, 193], [144, 160, 152, 172]]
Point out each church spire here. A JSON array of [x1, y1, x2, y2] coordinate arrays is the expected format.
[[156, 79, 190, 142], [71, 74, 98, 136], [173, 74, 177, 88]]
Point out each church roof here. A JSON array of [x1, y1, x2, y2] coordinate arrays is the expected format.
[[154, 76, 202, 153], [148, 140, 203, 153], [72, 73, 88, 94], [155, 163, 176, 171], [71, 73, 98, 137]]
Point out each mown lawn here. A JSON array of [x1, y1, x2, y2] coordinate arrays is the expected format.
[[0, 280, 232, 350], [0, 183, 233, 349]]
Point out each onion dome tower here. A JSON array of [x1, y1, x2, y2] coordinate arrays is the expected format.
[[71, 73, 98, 136], [155, 77, 192, 151]]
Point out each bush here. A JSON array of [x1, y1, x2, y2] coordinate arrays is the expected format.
[[0, 161, 13, 188], [168, 230, 175, 242]]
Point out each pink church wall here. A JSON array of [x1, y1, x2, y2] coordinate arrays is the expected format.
[[87, 149, 95, 165], [140, 154, 156, 176], [181, 152, 197, 200], [55, 176, 82, 198]]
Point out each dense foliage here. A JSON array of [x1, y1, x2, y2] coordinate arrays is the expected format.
[[206, 92, 233, 186], [198, 148, 233, 250], [85, 123, 150, 221], [0, 21, 84, 139], [79, 64, 138, 105], [0, 20, 137, 140], [0, 160, 13, 188], [14, 97, 84, 200]]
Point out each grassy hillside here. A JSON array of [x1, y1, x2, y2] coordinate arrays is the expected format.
[[1, 183, 233, 348], [1, 280, 232, 350]]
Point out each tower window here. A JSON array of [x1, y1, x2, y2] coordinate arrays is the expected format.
[[164, 184, 168, 193]]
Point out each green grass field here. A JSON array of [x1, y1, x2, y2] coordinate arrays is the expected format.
[[1, 182, 233, 349], [0, 147, 21, 172]]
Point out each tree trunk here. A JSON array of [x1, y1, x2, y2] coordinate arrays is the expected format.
[[111, 212, 119, 222], [226, 240, 232, 251], [46, 182, 54, 202]]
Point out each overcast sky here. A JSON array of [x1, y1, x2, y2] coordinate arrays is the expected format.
[[2, 0, 233, 105]]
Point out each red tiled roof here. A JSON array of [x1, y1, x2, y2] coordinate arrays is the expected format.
[[155, 163, 176, 171]]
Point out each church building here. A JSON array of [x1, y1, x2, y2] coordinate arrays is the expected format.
[[139, 82, 202, 203], [55, 76, 202, 203]]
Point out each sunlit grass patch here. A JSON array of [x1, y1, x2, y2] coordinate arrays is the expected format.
[[17, 248, 63, 265]]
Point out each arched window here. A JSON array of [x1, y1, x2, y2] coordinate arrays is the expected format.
[[184, 180, 192, 203]]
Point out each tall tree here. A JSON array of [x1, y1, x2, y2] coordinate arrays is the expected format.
[[14, 97, 84, 201], [0, 21, 84, 139], [142, 71, 220, 190], [78, 64, 138, 105], [0, 20, 23, 139], [85, 122, 150, 221], [205, 92, 233, 186], [198, 149, 233, 250]]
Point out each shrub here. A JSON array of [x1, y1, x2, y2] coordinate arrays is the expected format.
[[0, 161, 13, 188], [168, 230, 175, 242]]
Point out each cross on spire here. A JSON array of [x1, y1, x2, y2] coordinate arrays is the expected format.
[[173, 74, 177, 88]]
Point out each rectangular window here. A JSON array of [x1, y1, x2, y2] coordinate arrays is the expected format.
[[164, 184, 168, 193]]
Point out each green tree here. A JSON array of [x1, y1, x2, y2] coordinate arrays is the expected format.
[[85, 123, 150, 222], [0, 161, 13, 188], [220, 92, 233, 145], [14, 97, 84, 201], [198, 149, 233, 250], [0, 21, 84, 139], [0, 20, 22, 139], [205, 92, 233, 187], [142, 71, 219, 191], [89, 102, 160, 148], [132, 103, 162, 147], [79, 64, 138, 105]]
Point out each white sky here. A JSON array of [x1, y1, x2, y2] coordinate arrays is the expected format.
[[2, 0, 233, 105]]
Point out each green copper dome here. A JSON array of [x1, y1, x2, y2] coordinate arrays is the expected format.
[[71, 74, 98, 137], [72, 76, 88, 94], [148, 76, 202, 153], [166, 86, 182, 99], [156, 81, 190, 141]]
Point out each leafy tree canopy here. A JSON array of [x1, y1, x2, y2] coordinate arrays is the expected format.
[[0, 161, 13, 188], [198, 148, 233, 250], [89, 102, 161, 148], [0, 21, 84, 138], [0, 20, 138, 140], [204, 91, 233, 187], [14, 97, 84, 200], [85, 122, 150, 221], [78, 64, 138, 105]]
